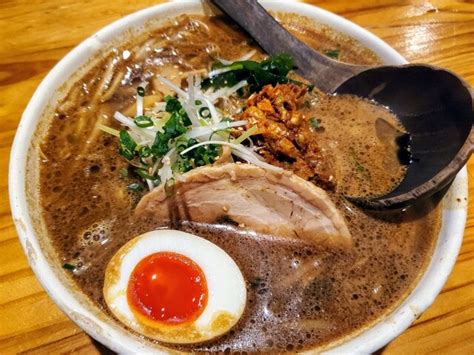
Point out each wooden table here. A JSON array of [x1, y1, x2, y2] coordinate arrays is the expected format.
[[0, 1, 473, 353]]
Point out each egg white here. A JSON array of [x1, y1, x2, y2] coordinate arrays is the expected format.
[[103, 229, 247, 344]]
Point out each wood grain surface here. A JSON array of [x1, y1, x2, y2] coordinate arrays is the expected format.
[[0, 0, 473, 353]]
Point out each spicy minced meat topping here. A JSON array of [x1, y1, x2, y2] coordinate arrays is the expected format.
[[237, 83, 336, 189]]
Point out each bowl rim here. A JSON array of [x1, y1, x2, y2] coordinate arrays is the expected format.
[[8, 0, 468, 353]]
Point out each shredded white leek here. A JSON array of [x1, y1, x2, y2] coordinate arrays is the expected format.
[[207, 80, 248, 103], [101, 69, 285, 191], [145, 179, 154, 191], [157, 148, 176, 183], [233, 125, 257, 145], [185, 120, 248, 139], [187, 75, 196, 105], [230, 150, 280, 172], [113, 111, 155, 145], [157, 76, 188, 99], [136, 81, 148, 117], [195, 95, 221, 124], [136, 94, 143, 117], [97, 123, 120, 137], [113, 111, 134, 128]]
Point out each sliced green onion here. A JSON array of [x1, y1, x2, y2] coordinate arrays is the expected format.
[[135, 168, 155, 180], [137, 86, 145, 97], [175, 136, 190, 151], [152, 177, 161, 187], [134, 115, 154, 128], [310, 117, 322, 129], [127, 182, 143, 192], [138, 146, 152, 158], [199, 107, 211, 118], [62, 263, 76, 270]]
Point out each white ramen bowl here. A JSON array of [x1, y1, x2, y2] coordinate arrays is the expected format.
[[9, 0, 468, 353]]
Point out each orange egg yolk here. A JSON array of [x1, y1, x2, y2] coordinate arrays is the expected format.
[[127, 252, 208, 325]]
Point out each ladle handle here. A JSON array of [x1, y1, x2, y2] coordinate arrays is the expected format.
[[210, 0, 369, 92], [469, 127, 474, 155]]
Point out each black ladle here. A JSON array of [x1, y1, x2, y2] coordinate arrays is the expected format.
[[210, 0, 474, 209]]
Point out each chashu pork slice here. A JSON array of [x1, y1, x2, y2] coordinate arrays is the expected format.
[[135, 163, 351, 248]]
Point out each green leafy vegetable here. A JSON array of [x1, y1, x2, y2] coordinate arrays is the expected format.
[[202, 53, 296, 94], [260, 53, 295, 75]]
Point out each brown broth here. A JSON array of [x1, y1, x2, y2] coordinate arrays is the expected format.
[[299, 92, 407, 197], [37, 15, 441, 352]]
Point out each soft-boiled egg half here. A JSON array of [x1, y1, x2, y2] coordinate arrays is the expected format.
[[103, 229, 247, 344]]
